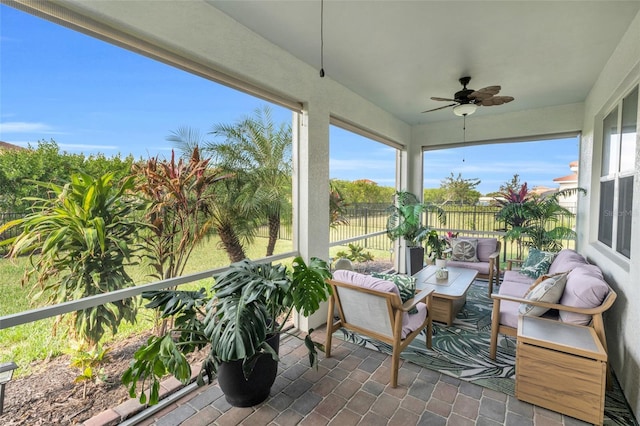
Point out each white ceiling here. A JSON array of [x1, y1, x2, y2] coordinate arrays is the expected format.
[[210, 0, 640, 125]]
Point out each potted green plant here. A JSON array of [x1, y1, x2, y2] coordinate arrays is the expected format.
[[386, 191, 445, 275], [122, 256, 332, 407], [425, 229, 449, 268]]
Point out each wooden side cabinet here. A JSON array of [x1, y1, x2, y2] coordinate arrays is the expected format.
[[516, 316, 607, 425]]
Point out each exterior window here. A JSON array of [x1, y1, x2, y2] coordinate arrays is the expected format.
[[597, 180, 614, 247], [598, 86, 637, 258], [617, 176, 633, 257]]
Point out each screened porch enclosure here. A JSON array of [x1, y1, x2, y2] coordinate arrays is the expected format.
[[0, 0, 639, 421]]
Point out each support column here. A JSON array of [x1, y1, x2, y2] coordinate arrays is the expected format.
[[406, 137, 424, 200], [395, 131, 425, 274], [294, 100, 331, 332]]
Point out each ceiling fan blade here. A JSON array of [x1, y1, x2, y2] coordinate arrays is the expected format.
[[480, 96, 514, 106], [422, 103, 457, 113], [478, 85, 501, 95], [480, 98, 499, 106], [430, 97, 456, 102], [469, 86, 501, 100], [469, 91, 493, 100]]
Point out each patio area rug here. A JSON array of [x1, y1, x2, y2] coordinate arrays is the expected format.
[[334, 280, 637, 426]]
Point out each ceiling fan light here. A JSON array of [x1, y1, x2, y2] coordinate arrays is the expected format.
[[453, 103, 478, 116]]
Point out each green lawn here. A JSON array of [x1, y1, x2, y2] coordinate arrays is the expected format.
[[0, 234, 416, 376], [0, 236, 293, 376], [1, 230, 557, 378]]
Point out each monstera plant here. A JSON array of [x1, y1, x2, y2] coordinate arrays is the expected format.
[[123, 256, 332, 407]]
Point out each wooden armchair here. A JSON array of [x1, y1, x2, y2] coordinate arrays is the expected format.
[[325, 270, 434, 387]]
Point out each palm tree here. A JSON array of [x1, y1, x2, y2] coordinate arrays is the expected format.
[[167, 130, 260, 263], [521, 189, 586, 252], [207, 105, 292, 257], [495, 184, 586, 256], [208, 175, 263, 262]]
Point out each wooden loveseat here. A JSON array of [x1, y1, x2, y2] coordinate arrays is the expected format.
[[446, 237, 501, 294], [489, 249, 617, 360]]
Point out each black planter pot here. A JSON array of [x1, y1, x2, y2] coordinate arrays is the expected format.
[[217, 332, 280, 407], [406, 246, 425, 276]]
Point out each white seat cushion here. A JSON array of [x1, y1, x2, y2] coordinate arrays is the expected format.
[[333, 270, 426, 338]]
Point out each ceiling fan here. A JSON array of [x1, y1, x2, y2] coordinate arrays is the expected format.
[[422, 76, 514, 116]]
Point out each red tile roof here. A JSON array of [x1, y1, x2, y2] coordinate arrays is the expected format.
[[553, 173, 578, 183], [0, 141, 26, 151]]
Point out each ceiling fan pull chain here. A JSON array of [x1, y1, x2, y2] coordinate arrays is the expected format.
[[462, 114, 466, 162], [319, 0, 325, 78]]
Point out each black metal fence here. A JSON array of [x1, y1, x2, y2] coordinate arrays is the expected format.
[[330, 203, 390, 250], [253, 203, 577, 262], [2, 204, 577, 260], [0, 212, 24, 254], [254, 203, 392, 251]]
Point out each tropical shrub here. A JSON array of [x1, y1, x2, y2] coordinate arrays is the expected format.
[[330, 181, 349, 228], [0, 172, 144, 347], [132, 148, 231, 281], [0, 139, 133, 213], [495, 183, 586, 256], [335, 243, 374, 263], [70, 345, 110, 398]]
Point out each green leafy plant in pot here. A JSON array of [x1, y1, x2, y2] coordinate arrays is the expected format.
[[123, 256, 332, 407], [425, 229, 450, 268], [386, 191, 445, 275]]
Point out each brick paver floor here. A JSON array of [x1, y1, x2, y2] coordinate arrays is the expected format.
[[93, 327, 591, 426]]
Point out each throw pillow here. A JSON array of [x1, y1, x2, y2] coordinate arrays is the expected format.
[[519, 248, 557, 278], [450, 239, 479, 262], [519, 272, 568, 317], [371, 272, 418, 314]]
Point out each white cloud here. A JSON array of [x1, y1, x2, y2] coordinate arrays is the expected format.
[[0, 121, 53, 133]]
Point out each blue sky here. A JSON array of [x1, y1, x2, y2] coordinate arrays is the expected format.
[[1, 4, 578, 195]]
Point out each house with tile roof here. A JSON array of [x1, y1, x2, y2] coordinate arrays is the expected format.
[[0, 141, 25, 152], [553, 161, 579, 212]]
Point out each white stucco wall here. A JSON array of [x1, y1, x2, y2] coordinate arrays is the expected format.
[[412, 102, 584, 148], [579, 10, 640, 418]]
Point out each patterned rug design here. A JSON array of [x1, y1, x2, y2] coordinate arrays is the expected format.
[[335, 280, 637, 425]]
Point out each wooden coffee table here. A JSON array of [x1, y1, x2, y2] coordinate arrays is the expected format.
[[414, 265, 478, 325]]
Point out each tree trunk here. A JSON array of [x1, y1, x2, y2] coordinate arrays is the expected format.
[[266, 213, 280, 257], [217, 222, 246, 263]]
